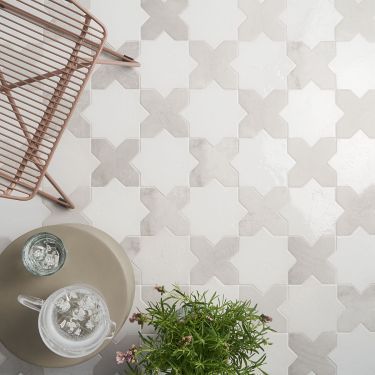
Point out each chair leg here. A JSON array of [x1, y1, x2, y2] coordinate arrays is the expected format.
[[98, 46, 140, 67], [36, 172, 75, 209]]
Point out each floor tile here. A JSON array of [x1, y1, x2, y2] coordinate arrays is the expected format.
[[232, 230, 294, 292]]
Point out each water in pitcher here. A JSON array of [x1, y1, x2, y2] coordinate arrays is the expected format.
[[41, 287, 108, 351]]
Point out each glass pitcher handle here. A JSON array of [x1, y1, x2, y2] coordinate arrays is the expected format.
[[17, 295, 44, 312], [105, 321, 117, 340]]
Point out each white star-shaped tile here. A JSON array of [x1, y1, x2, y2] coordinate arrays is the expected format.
[[181, 0, 245, 47], [84, 180, 147, 242], [82, 82, 147, 147], [44, 131, 98, 196], [183, 180, 247, 243], [331, 228, 375, 292], [281, 82, 343, 146], [331, 35, 375, 97], [281, 0, 342, 48], [233, 35, 295, 97], [330, 326, 375, 375], [183, 83, 245, 144], [133, 229, 197, 285], [330, 131, 375, 193], [90, 0, 147, 48], [232, 230, 295, 293], [0, 196, 49, 240], [132, 130, 197, 194], [141, 34, 194, 95], [282, 180, 343, 245], [232, 131, 294, 194], [279, 277, 344, 340], [264, 333, 297, 375]]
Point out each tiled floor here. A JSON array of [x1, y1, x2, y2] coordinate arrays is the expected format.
[[2, 0, 375, 373]]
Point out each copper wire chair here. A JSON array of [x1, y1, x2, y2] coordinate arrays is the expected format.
[[0, 0, 139, 209]]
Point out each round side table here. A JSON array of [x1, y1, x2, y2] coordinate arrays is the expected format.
[[0, 224, 135, 368]]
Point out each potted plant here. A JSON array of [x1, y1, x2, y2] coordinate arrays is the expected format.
[[116, 286, 273, 375]]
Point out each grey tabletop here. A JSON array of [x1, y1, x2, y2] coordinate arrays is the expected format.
[[0, 224, 135, 368]]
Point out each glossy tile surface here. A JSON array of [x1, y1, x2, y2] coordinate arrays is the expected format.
[[1, 0, 375, 373]]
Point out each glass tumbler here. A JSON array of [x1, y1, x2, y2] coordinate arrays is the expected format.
[[22, 232, 67, 276]]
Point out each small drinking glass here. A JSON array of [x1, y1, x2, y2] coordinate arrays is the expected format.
[[22, 232, 67, 276]]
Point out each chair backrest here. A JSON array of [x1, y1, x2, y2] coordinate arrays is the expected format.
[[0, 0, 106, 201]]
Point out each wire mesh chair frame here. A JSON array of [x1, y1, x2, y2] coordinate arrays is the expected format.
[[0, 0, 139, 209]]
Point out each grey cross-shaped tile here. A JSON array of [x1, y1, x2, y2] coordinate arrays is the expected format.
[[336, 0, 375, 41], [338, 285, 375, 332], [141, 89, 189, 137], [189, 41, 238, 89], [238, 0, 286, 41], [141, 0, 188, 40], [336, 186, 375, 235], [91, 138, 140, 187], [190, 237, 239, 285], [42, 186, 91, 225], [91, 42, 140, 90], [288, 236, 336, 285], [141, 187, 189, 236], [287, 42, 336, 89], [288, 138, 337, 187], [240, 285, 287, 332], [336, 90, 375, 138], [121, 237, 142, 284], [289, 332, 337, 375], [239, 90, 288, 138], [190, 138, 238, 187], [239, 187, 289, 236], [67, 89, 90, 138]]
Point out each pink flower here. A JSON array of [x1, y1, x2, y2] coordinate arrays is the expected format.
[[116, 346, 138, 365], [129, 312, 146, 326], [154, 285, 166, 294], [116, 351, 127, 365], [260, 314, 272, 323], [181, 335, 193, 345]]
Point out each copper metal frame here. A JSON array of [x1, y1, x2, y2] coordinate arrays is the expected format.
[[0, 0, 139, 209]]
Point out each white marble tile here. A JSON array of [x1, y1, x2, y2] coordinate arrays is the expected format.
[[233, 35, 295, 96], [132, 131, 196, 194], [90, 0, 147, 48], [232, 230, 294, 292], [181, 0, 245, 47], [282, 180, 343, 244], [232, 131, 294, 194], [332, 229, 375, 292], [282, 0, 342, 48], [183, 83, 245, 143], [281, 82, 343, 145], [134, 229, 197, 285], [0, 196, 49, 240], [84, 180, 147, 242], [331, 326, 375, 375], [44, 132, 97, 196], [82, 82, 147, 147], [183, 180, 246, 243], [140, 35, 194, 95], [331, 35, 375, 96], [330, 130, 375, 194], [280, 277, 344, 340], [264, 333, 297, 375]]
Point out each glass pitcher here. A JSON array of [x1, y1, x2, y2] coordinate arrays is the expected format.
[[18, 284, 116, 358]]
